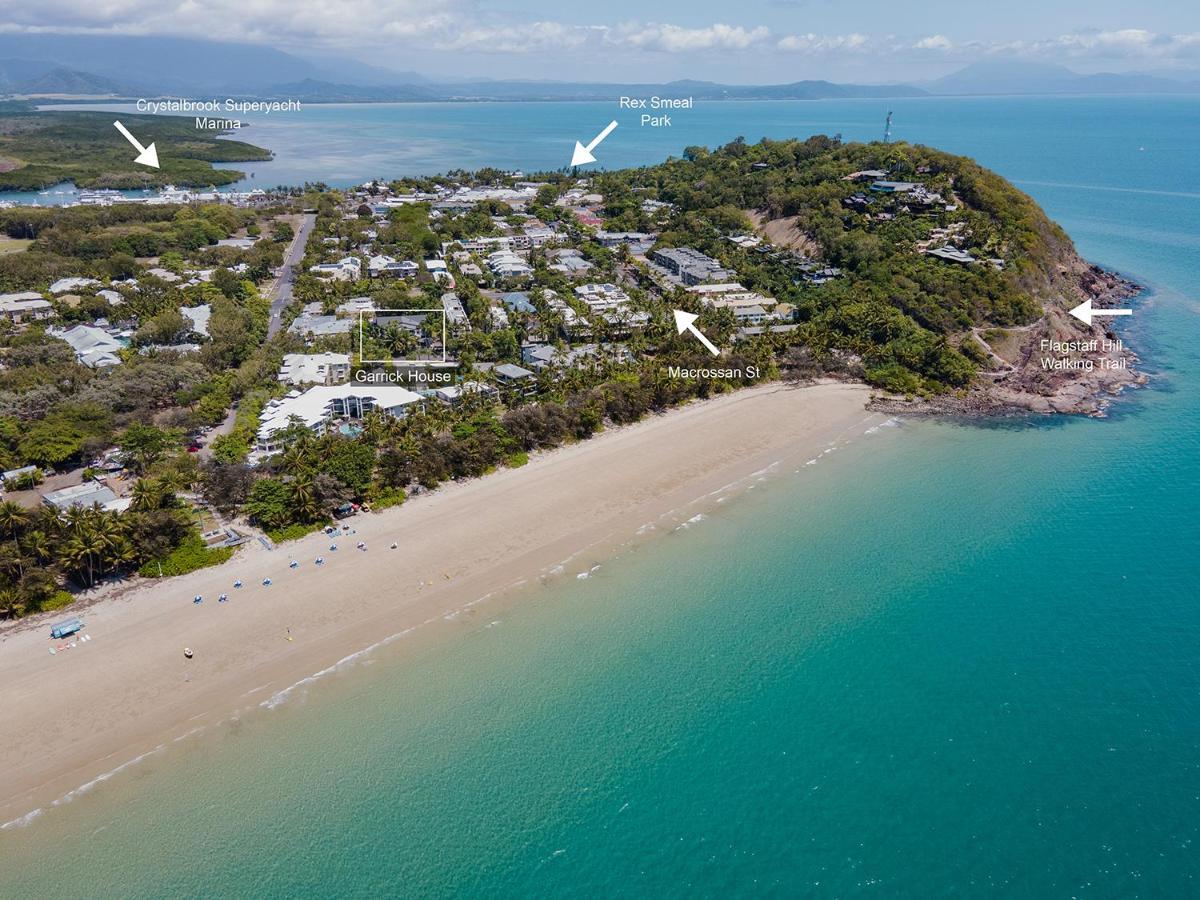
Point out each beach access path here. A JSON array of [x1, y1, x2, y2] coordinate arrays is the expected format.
[[0, 381, 878, 826]]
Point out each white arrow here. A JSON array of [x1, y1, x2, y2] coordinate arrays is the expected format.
[[113, 120, 160, 169], [673, 309, 720, 357], [571, 120, 618, 167], [1069, 298, 1133, 326]]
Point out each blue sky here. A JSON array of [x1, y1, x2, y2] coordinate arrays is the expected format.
[[6, 0, 1200, 82]]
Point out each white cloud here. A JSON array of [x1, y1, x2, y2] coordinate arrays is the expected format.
[[998, 29, 1200, 63], [914, 35, 953, 52], [2, 6, 1199, 74], [611, 23, 771, 53], [441, 21, 600, 53], [776, 32, 870, 53]]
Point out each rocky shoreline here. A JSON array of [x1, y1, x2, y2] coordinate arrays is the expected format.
[[870, 262, 1147, 419]]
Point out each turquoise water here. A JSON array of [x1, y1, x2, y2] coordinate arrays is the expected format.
[[2, 97, 1199, 896]]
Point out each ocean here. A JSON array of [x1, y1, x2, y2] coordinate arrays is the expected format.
[[2, 96, 1199, 896]]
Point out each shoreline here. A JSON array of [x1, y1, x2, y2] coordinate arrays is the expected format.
[[870, 265, 1147, 419], [0, 381, 881, 829]]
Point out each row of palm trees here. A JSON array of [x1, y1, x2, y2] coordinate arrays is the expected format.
[[0, 476, 189, 618]]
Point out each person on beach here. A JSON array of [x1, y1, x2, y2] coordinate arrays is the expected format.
[[315, 556, 324, 566], [263, 578, 272, 586], [234, 580, 243, 589], [289, 560, 299, 569], [218, 593, 228, 603], [193, 595, 202, 604]]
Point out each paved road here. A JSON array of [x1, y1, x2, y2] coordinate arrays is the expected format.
[[267, 212, 316, 338]]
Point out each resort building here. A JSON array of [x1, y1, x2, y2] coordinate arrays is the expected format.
[[925, 246, 976, 265], [0, 292, 53, 324], [277, 353, 352, 386], [487, 250, 533, 279], [651, 247, 734, 286], [441, 293, 470, 331], [574, 283, 631, 313], [451, 237, 512, 254], [255, 385, 422, 453], [595, 230, 655, 250]]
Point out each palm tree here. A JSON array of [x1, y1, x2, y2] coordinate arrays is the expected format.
[[0, 587, 23, 620], [279, 444, 312, 477], [0, 501, 27, 579], [21, 529, 53, 567], [60, 535, 97, 588], [130, 478, 163, 512], [290, 475, 321, 523]]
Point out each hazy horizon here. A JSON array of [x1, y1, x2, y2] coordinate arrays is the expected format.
[[3, 1, 1200, 85]]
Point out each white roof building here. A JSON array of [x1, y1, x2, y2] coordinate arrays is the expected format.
[[42, 481, 121, 511], [216, 237, 259, 250], [0, 292, 53, 323], [256, 385, 422, 451], [278, 353, 352, 386], [49, 277, 100, 295], [574, 283, 631, 313], [441, 293, 470, 330], [180, 304, 211, 337], [309, 257, 362, 281], [487, 250, 533, 278], [288, 313, 354, 338], [336, 297, 377, 317], [49, 324, 124, 368]]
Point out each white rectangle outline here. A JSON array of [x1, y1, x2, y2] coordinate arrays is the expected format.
[[358, 308, 447, 365]]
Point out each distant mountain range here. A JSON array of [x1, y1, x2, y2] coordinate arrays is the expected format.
[[1, 35, 1198, 102], [262, 77, 925, 103], [0, 59, 135, 96], [925, 60, 1200, 95]]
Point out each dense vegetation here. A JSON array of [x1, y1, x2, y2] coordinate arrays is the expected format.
[[0, 110, 271, 190], [0, 135, 1086, 616], [589, 136, 1074, 393]]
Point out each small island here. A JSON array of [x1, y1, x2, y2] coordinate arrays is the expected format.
[[0, 106, 272, 190]]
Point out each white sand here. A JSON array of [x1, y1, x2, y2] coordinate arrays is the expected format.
[[0, 381, 876, 825]]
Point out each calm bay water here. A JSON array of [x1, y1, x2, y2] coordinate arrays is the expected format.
[[2, 96, 1199, 896]]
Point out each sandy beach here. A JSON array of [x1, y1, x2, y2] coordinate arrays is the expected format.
[[0, 381, 877, 827]]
